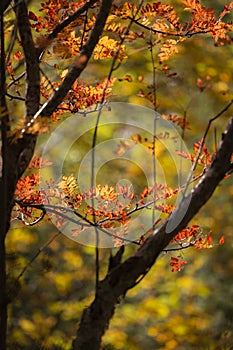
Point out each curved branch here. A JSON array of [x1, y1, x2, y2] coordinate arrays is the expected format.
[[128, 16, 210, 37], [21, 0, 113, 134], [183, 98, 233, 196], [72, 115, 233, 350], [41, 0, 112, 117], [46, 0, 98, 46], [14, 201, 140, 246]]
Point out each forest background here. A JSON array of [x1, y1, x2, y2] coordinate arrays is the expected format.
[[1, 0, 233, 349]]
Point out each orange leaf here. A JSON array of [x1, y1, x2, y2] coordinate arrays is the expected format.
[[219, 235, 225, 245], [207, 234, 212, 245]]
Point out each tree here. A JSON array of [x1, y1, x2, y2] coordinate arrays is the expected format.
[[0, 0, 233, 349]]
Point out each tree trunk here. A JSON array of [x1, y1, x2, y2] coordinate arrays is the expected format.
[[0, 1, 114, 348], [72, 116, 233, 350]]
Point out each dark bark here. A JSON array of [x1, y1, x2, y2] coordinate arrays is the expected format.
[[46, 0, 98, 44], [0, 0, 11, 15], [0, 14, 10, 350], [0, 1, 113, 349], [14, 0, 40, 118], [72, 116, 233, 350], [39, 0, 113, 118], [1, 1, 232, 350]]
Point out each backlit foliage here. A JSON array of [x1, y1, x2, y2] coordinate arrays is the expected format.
[[15, 152, 226, 267], [2, 0, 233, 349], [11, 0, 232, 261]]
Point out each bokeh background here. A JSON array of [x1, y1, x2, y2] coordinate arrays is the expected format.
[[6, 0, 233, 349]]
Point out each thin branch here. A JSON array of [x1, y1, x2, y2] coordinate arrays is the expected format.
[[162, 241, 195, 252], [90, 0, 145, 295], [149, 34, 157, 227], [40, 0, 98, 59], [91, 108, 101, 294], [16, 231, 60, 281], [14, 0, 40, 118], [14, 201, 140, 245], [6, 93, 25, 102], [128, 16, 210, 38], [21, 0, 114, 135], [7, 70, 26, 89], [182, 99, 233, 197], [104, 2, 145, 90], [5, 20, 18, 67], [15, 201, 90, 227], [72, 114, 233, 350], [19, 207, 46, 226], [79, 7, 89, 51], [96, 168, 207, 228]]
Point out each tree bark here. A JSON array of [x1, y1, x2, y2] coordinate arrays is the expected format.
[[0, 1, 113, 349], [0, 0, 11, 15], [0, 14, 10, 349], [72, 116, 233, 350]]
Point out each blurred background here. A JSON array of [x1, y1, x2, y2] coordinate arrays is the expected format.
[[5, 0, 233, 349]]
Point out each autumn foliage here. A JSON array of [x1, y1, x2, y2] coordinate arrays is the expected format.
[[1, 0, 233, 349]]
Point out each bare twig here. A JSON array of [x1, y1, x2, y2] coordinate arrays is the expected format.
[[5, 20, 18, 67], [162, 241, 195, 253], [6, 93, 25, 102], [182, 99, 233, 197], [128, 16, 210, 38], [16, 231, 60, 281], [148, 34, 158, 227], [7, 71, 26, 89]]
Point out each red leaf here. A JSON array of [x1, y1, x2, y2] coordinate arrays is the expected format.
[[28, 11, 38, 21], [207, 234, 212, 245], [219, 235, 225, 245]]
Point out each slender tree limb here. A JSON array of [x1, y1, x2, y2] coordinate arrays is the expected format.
[[14, 0, 40, 118], [6, 1, 98, 86], [16, 232, 60, 282], [128, 16, 210, 37], [21, 0, 113, 135], [14, 201, 140, 245], [6, 93, 26, 102], [5, 19, 18, 68], [89, 0, 144, 296], [183, 98, 233, 196], [45, 0, 98, 47], [7, 71, 26, 90], [4, 0, 113, 191], [8, 0, 40, 187], [72, 115, 233, 350]]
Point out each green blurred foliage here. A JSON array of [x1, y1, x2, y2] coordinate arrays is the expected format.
[[5, 0, 233, 349]]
